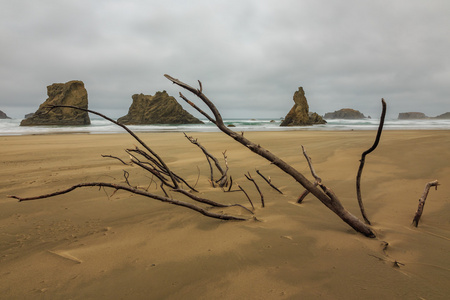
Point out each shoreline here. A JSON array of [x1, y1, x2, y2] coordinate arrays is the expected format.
[[1, 130, 449, 299]]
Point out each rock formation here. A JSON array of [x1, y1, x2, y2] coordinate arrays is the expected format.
[[434, 112, 450, 119], [280, 87, 326, 126], [20, 80, 90, 126], [398, 112, 427, 119], [324, 108, 366, 119], [118, 91, 203, 125], [24, 113, 34, 119], [0, 110, 11, 119]]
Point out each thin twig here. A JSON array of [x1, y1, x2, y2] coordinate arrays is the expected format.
[[256, 170, 283, 194], [237, 184, 254, 210], [245, 172, 265, 208], [101, 154, 131, 165]]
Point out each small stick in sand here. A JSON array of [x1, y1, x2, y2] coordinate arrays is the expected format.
[[245, 172, 264, 208], [256, 170, 283, 194], [412, 180, 439, 227]]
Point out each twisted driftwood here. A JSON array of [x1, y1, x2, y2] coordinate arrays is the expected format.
[[165, 74, 376, 237], [356, 99, 387, 225]]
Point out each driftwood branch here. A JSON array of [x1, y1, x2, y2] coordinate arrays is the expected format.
[[256, 170, 283, 194], [165, 74, 375, 237], [8, 183, 248, 221], [356, 98, 387, 225], [412, 180, 439, 227], [11, 105, 254, 222]]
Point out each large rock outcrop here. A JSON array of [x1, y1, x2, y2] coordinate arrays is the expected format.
[[324, 108, 366, 119], [118, 91, 203, 125], [398, 112, 427, 120], [0, 110, 11, 119], [280, 87, 326, 126], [20, 80, 90, 126], [434, 112, 450, 119]]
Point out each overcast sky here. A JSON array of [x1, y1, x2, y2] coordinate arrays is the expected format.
[[1, 0, 449, 119]]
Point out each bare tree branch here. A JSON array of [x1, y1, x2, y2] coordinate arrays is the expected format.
[[412, 180, 439, 227], [8, 183, 248, 221], [165, 74, 376, 237], [356, 98, 387, 225]]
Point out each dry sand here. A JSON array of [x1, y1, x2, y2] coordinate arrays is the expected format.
[[1, 130, 449, 299]]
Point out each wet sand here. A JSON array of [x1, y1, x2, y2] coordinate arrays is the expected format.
[[1, 130, 449, 299]]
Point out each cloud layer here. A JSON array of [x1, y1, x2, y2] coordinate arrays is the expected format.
[[1, 0, 449, 119]]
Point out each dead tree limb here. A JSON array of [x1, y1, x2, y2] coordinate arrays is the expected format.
[[245, 172, 265, 208], [8, 183, 248, 221], [356, 98, 387, 225], [256, 170, 283, 194], [412, 180, 439, 227], [10, 105, 254, 221], [165, 74, 376, 237]]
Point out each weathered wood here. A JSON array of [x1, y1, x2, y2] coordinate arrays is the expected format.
[[8, 183, 249, 221], [356, 99, 386, 225], [412, 180, 439, 227], [165, 74, 376, 237]]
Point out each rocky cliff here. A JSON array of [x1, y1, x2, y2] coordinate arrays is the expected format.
[[118, 91, 203, 125], [20, 80, 90, 126], [280, 87, 326, 126], [324, 108, 365, 119], [0, 110, 11, 119], [398, 112, 427, 119]]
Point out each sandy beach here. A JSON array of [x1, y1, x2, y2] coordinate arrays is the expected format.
[[1, 130, 449, 299]]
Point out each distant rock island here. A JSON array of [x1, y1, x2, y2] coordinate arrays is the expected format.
[[435, 112, 450, 119], [118, 91, 203, 125], [398, 112, 427, 119], [324, 108, 366, 119], [0, 110, 11, 119], [21, 80, 90, 126], [280, 87, 326, 126]]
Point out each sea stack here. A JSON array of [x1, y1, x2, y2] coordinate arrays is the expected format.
[[0, 110, 11, 119], [280, 87, 326, 126], [20, 80, 90, 126], [118, 91, 203, 125], [324, 108, 366, 119], [398, 112, 427, 119]]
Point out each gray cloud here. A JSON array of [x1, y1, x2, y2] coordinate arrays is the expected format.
[[1, 0, 449, 119]]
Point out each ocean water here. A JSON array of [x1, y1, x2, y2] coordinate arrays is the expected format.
[[1, 118, 450, 136]]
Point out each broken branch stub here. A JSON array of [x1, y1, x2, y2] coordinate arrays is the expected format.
[[412, 180, 439, 227]]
